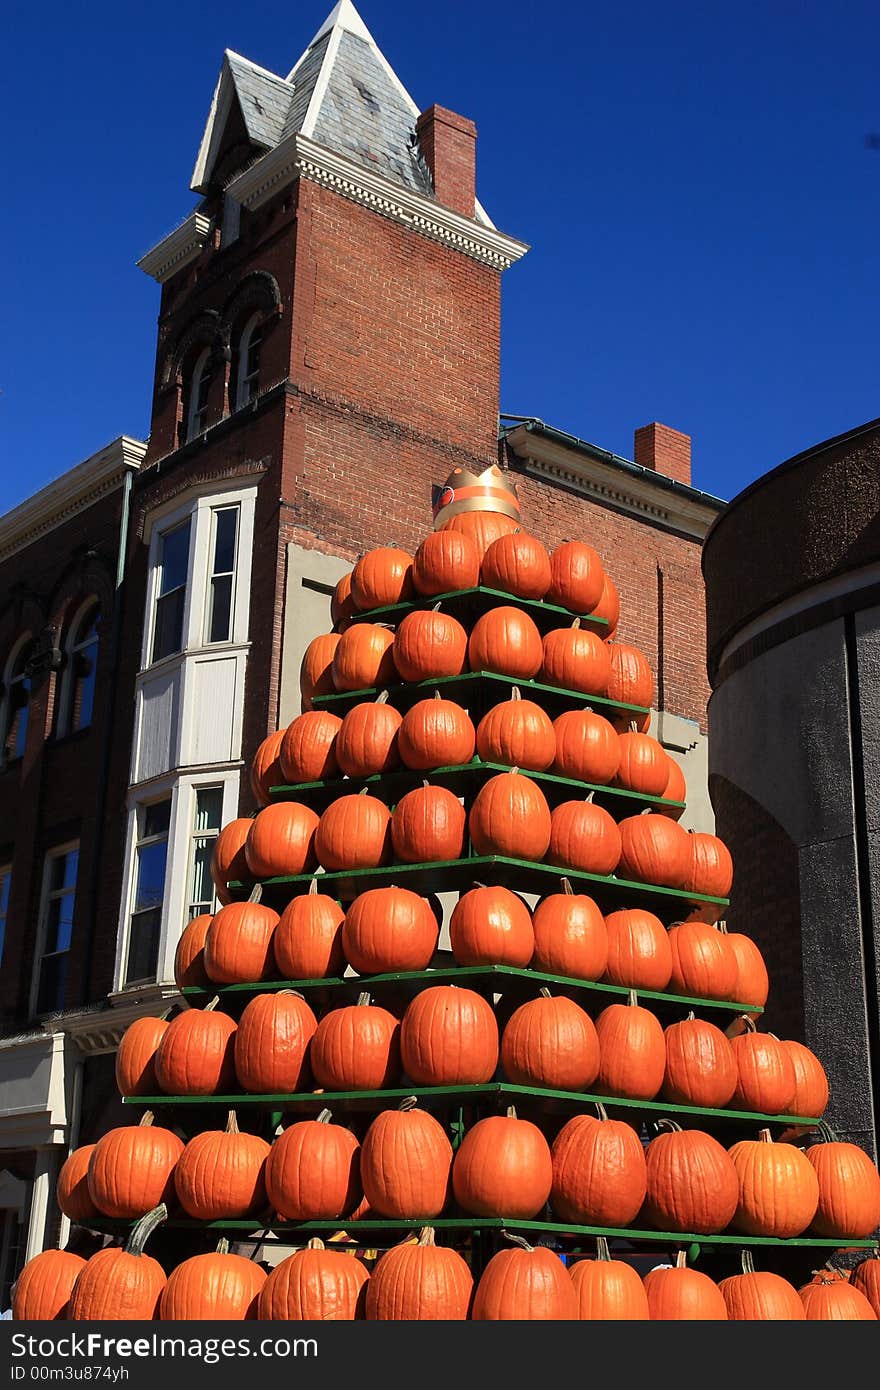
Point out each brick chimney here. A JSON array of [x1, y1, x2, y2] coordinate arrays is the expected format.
[[415, 105, 477, 218], [634, 422, 692, 486]]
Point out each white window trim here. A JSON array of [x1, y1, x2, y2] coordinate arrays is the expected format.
[[186, 346, 212, 442], [203, 504, 241, 647], [185, 782, 226, 920], [235, 313, 262, 410], [29, 840, 79, 1018], [114, 771, 241, 991], [56, 597, 100, 739]]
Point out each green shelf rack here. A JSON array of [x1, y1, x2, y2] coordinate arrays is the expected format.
[[347, 585, 610, 639]]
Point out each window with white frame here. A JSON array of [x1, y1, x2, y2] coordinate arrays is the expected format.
[[205, 506, 239, 644], [186, 347, 212, 442], [0, 865, 10, 969], [124, 800, 171, 986], [235, 315, 263, 409], [151, 519, 192, 664], [186, 786, 224, 919], [33, 845, 79, 1016], [2, 635, 33, 763], [57, 599, 100, 736]]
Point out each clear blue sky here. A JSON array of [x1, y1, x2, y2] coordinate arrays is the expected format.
[[2, 0, 878, 512]]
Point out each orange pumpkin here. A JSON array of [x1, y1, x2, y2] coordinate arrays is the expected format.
[[782, 1039, 829, 1119], [350, 547, 414, 610], [851, 1258, 880, 1316], [805, 1134, 880, 1239], [174, 1111, 270, 1219], [553, 708, 620, 785], [658, 754, 687, 818], [594, 991, 666, 1100], [468, 770, 552, 861], [730, 1017, 797, 1113], [476, 687, 556, 771], [249, 730, 285, 806], [12, 1248, 87, 1321], [115, 1016, 169, 1098], [643, 1251, 728, 1320], [279, 710, 343, 784], [548, 798, 622, 876], [603, 908, 673, 992], [468, 606, 543, 680], [360, 1099, 453, 1218], [617, 813, 690, 888], [310, 993, 401, 1091], [605, 642, 654, 709], [154, 1003, 238, 1096], [643, 1121, 740, 1233], [315, 791, 392, 871], [412, 529, 481, 596], [331, 624, 397, 692], [531, 881, 608, 980], [234, 991, 317, 1093], [391, 782, 466, 863], [682, 831, 734, 898], [570, 1238, 649, 1321], [452, 1107, 552, 1217], [398, 694, 475, 770], [400, 985, 499, 1086], [440, 509, 518, 560], [667, 920, 739, 1002], [244, 802, 319, 879], [546, 540, 605, 614], [260, 1238, 368, 1321], [718, 1250, 805, 1320], [265, 1108, 361, 1221], [204, 899, 279, 984], [450, 883, 534, 968], [728, 1128, 820, 1237], [501, 992, 600, 1092], [56, 1145, 99, 1224], [481, 531, 552, 600], [799, 1272, 877, 1320], [335, 695, 402, 777], [88, 1113, 183, 1219], [273, 881, 346, 980], [174, 913, 213, 988], [720, 923, 769, 1007], [330, 571, 357, 632], [551, 1108, 647, 1227], [67, 1207, 167, 1320], [366, 1227, 471, 1320], [662, 1012, 738, 1109], [300, 632, 341, 708], [342, 886, 439, 973], [159, 1243, 266, 1320], [541, 621, 612, 696], [614, 731, 669, 796], [393, 609, 469, 683], [210, 818, 252, 904], [471, 1239, 578, 1320]]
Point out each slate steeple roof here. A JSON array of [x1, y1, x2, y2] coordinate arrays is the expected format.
[[191, 0, 492, 226]]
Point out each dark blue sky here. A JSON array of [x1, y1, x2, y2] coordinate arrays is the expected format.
[[2, 0, 878, 512]]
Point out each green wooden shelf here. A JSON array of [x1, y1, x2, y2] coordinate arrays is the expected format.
[[230, 854, 726, 921], [181, 962, 759, 1020], [268, 759, 684, 819], [122, 1080, 817, 1129], [311, 670, 648, 722], [348, 585, 610, 639]]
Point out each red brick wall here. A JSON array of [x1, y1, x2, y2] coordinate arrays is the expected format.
[[634, 422, 692, 486]]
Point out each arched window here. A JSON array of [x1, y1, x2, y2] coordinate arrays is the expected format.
[[1, 635, 34, 763], [235, 314, 263, 409], [185, 346, 212, 442], [57, 599, 100, 736]]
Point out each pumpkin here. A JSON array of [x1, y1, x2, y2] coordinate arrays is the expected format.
[[643, 1120, 739, 1233], [174, 1111, 270, 1219], [393, 609, 469, 684], [643, 1251, 728, 1321], [56, 1145, 99, 1223], [398, 694, 475, 770], [614, 731, 669, 796], [570, 1238, 649, 1321], [440, 509, 518, 560], [667, 920, 739, 1002], [449, 883, 534, 968], [531, 880, 608, 980], [805, 1132, 880, 1239], [453, 1106, 552, 1218], [391, 782, 466, 863], [331, 624, 398, 692], [330, 571, 357, 632], [605, 641, 655, 710], [594, 991, 666, 1100], [159, 1240, 266, 1320], [244, 803, 319, 880], [300, 632, 341, 708], [400, 985, 499, 1086], [204, 898, 279, 983], [154, 1000, 237, 1095], [174, 913, 213, 988], [88, 1113, 183, 1219], [730, 1017, 797, 1113], [315, 791, 392, 871], [471, 1237, 578, 1320], [658, 754, 687, 818], [265, 1108, 361, 1221], [279, 710, 343, 784], [259, 1238, 368, 1321], [728, 1128, 820, 1237], [603, 908, 673, 991], [475, 687, 556, 771], [249, 729, 285, 806], [548, 799, 622, 876], [210, 818, 252, 904], [541, 621, 612, 695], [546, 540, 605, 614], [468, 770, 552, 861], [501, 992, 600, 1091], [310, 993, 401, 1091], [68, 1206, 167, 1320], [553, 709, 620, 785], [234, 990, 317, 1093], [350, 547, 414, 610], [720, 922, 769, 1008], [481, 531, 551, 600], [682, 831, 734, 898], [115, 1016, 169, 1097], [718, 1250, 805, 1320], [799, 1271, 877, 1320], [661, 1012, 737, 1108], [551, 1108, 647, 1226], [366, 1227, 471, 1320], [851, 1258, 880, 1316], [468, 606, 543, 680], [273, 880, 346, 980], [12, 1248, 87, 1321], [412, 529, 481, 596], [591, 572, 620, 636], [617, 813, 690, 887], [342, 886, 438, 973], [335, 694, 402, 777], [360, 1099, 453, 1218], [782, 1040, 829, 1119]]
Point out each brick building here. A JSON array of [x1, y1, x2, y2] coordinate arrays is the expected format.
[[0, 0, 722, 1291]]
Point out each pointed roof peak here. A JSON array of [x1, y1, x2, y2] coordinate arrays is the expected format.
[[307, 0, 375, 50]]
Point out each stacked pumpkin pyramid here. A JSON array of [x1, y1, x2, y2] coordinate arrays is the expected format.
[[15, 510, 880, 1321]]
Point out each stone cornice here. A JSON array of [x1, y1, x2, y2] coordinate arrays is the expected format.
[[0, 436, 147, 566], [504, 426, 721, 541], [226, 134, 529, 270], [137, 212, 214, 283], [54, 987, 182, 1054]]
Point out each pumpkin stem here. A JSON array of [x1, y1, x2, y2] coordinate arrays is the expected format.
[[125, 1204, 168, 1257], [248, 883, 263, 904], [595, 1237, 611, 1262], [594, 1102, 609, 1122], [204, 995, 220, 1013], [675, 1250, 688, 1269], [571, 619, 582, 631], [216, 1237, 230, 1256], [307, 1238, 326, 1251], [627, 990, 639, 1008], [814, 1120, 839, 1144], [316, 1109, 333, 1124], [308, 878, 319, 897], [511, 687, 522, 702], [433, 690, 441, 700], [358, 786, 370, 796], [741, 1250, 756, 1275], [741, 1015, 757, 1034], [757, 1129, 772, 1144], [225, 1111, 239, 1135], [505, 1106, 518, 1120], [539, 987, 552, 999], [585, 791, 595, 803], [399, 1096, 419, 1112], [686, 1011, 696, 1021], [138, 1111, 155, 1128], [510, 766, 520, 776], [355, 992, 372, 1007], [560, 877, 574, 897], [376, 690, 390, 705], [502, 1232, 535, 1252], [417, 1228, 436, 1247], [656, 1119, 683, 1134]]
